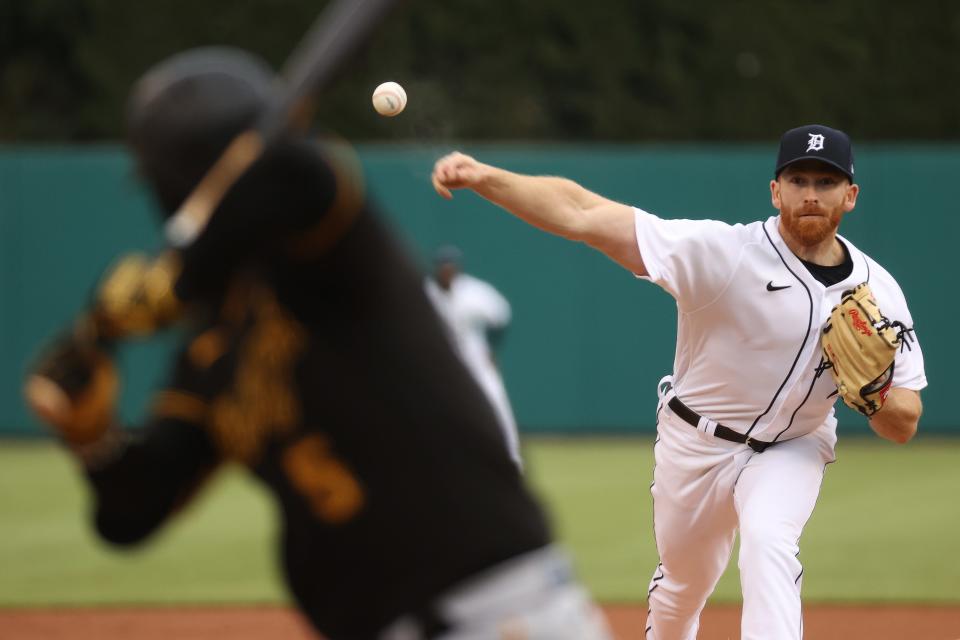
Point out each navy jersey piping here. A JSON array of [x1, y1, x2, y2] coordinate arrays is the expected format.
[[647, 423, 663, 598], [772, 369, 820, 442], [772, 239, 871, 442], [745, 222, 814, 438]]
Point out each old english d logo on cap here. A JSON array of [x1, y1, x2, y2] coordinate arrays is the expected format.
[[775, 124, 855, 182], [806, 133, 824, 152]]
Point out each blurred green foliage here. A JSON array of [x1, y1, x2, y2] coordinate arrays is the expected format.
[[1, 0, 958, 142]]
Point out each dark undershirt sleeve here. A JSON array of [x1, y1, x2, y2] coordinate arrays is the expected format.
[[85, 340, 221, 546], [87, 418, 218, 546]]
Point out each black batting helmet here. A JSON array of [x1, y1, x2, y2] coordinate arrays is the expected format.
[[126, 47, 276, 215]]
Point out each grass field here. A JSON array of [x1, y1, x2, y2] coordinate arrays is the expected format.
[[1, 436, 958, 608]]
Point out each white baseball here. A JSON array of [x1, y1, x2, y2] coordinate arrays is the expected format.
[[372, 81, 407, 117]]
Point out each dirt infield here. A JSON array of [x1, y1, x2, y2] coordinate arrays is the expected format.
[[2, 603, 959, 639], [603, 604, 960, 639]]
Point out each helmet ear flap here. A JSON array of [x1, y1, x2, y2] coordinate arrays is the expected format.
[[126, 47, 276, 215]]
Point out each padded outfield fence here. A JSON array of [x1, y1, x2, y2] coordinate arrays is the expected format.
[[0, 144, 954, 435]]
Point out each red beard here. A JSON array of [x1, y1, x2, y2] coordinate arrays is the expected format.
[[782, 209, 841, 246]]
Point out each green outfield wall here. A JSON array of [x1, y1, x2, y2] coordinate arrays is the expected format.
[[0, 144, 953, 435]]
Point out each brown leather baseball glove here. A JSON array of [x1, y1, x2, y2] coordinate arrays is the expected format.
[[821, 282, 912, 417], [24, 333, 119, 446]]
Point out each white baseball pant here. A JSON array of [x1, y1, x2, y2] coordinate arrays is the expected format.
[[379, 545, 612, 640], [645, 380, 836, 639]]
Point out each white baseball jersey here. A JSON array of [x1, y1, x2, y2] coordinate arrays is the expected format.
[[634, 209, 927, 440], [634, 209, 928, 639], [425, 273, 521, 465], [426, 273, 512, 370]]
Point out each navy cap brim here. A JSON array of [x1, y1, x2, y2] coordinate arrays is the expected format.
[[775, 155, 854, 182]]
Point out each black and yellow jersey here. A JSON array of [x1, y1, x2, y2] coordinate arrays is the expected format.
[[85, 138, 551, 639]]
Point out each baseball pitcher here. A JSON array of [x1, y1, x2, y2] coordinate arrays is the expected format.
[[431, 124, 926, 640]]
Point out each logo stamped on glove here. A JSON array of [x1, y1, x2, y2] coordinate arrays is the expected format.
[[848, 308, 872, 336]]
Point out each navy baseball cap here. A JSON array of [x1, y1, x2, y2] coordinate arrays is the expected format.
[[433, 245, 463, 266], [775, 124, 855, 183]]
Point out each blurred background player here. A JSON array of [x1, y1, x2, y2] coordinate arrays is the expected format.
[[424, 245, 522, 466], [24, 47, 612, 640]]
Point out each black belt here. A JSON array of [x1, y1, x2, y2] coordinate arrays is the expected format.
[[667, 396, 775, 453]]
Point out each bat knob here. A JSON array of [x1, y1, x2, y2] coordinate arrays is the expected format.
[[165, 212, 204, 248]]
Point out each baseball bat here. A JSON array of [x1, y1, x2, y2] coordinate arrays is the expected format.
[[165, 0, 401, 247]]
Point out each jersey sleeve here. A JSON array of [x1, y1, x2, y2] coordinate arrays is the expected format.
[[633, 208, 745, 311], [465, 276, 511, 328], [174, 137, 357, 303], [86, 333, 222, 545]]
